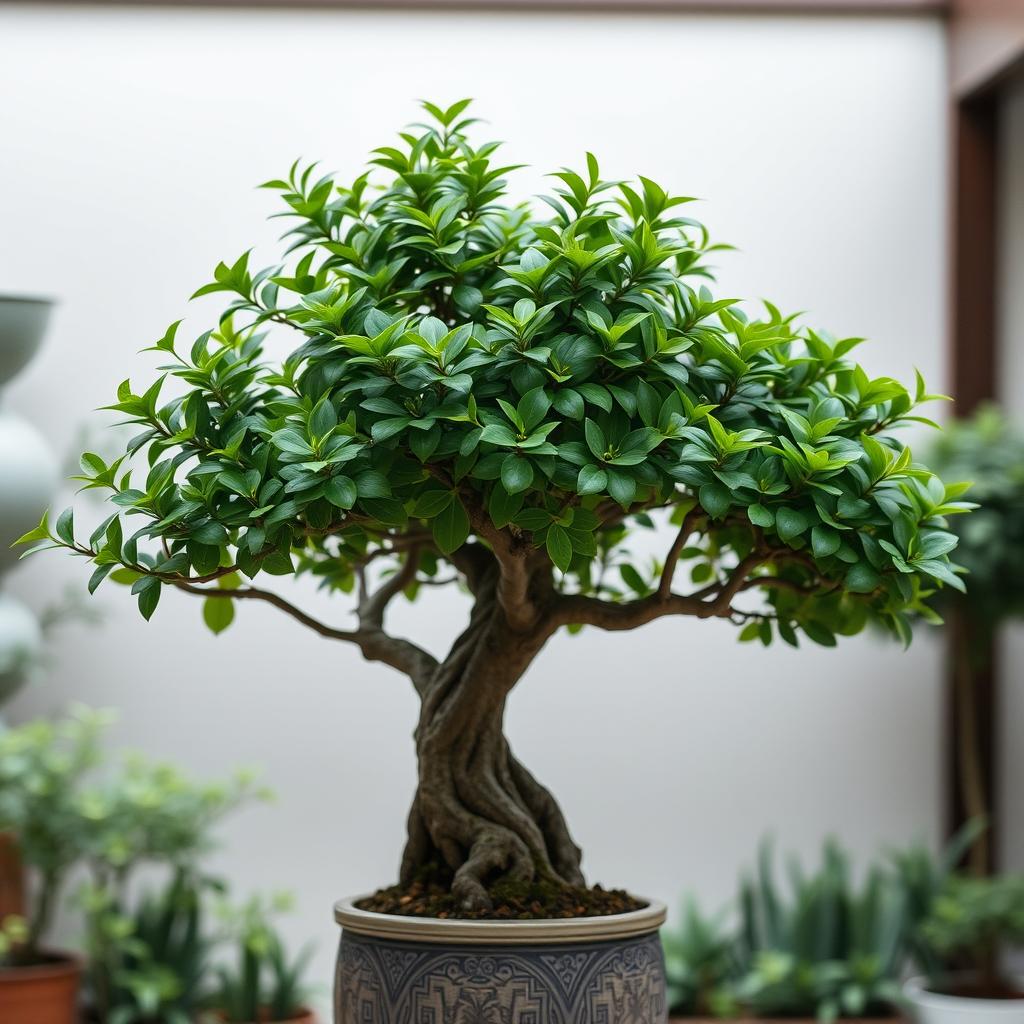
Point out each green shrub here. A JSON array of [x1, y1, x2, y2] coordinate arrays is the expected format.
[[919, 874, 1024, 995]]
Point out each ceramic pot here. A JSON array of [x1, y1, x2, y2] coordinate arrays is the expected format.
[[0, 953, 81, 1024], [904, 974, 1024, 1021], [334, 896, 667, 1024], [0, 414, 59, 575]]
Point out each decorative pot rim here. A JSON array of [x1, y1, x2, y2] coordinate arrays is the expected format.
[[334, 894, 666, 945], [0, 950, 82, 981], [0, 294, 55, 306], [904, 973, 1024, 1009]]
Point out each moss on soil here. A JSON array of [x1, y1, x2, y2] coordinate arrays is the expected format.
[[357, 865, 646, 920]]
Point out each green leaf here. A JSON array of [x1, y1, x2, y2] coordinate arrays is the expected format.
[[577, 465, 608, 496], [488, 484, 522, 529], [432, 498, 470, 554], [846, 562, 881, 593], [135, 577, 161, 621], [203, 596, 235, 635], [546, 524, 573, 572], [811, 525, 840, 559], [776, 508, 809, 542], [802, 621, 836, 647], [500, 455, 534, 495], [748, 503, 774, 528], [325, 476, 357, 509], [412, 489, 454, 519], [699, 483, 731, 520]]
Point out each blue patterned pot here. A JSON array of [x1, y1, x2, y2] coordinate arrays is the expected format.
[[334, 896, 667, 1024]]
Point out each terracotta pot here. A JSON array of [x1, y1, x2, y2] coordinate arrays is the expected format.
[[335, 894, 668, 1023], [0, 831, 24, 917], [0, 953, 81, 1024]]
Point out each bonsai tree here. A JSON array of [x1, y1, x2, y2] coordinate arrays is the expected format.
[[18, 101, 969, 913]]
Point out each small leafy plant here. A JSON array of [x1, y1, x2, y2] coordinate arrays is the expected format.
[[20, 100, 969, 911], [918, 873, 1024, 999], [0, 707, 265, 977], [207, 893, 313, 1023], [662, 899, 742, 1018]]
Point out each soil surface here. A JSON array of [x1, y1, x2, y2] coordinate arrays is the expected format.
[[358, 869, 646, 920], [936, 979, 1024, 1000]]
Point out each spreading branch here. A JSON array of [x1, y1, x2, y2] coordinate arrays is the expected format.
[[171, 580, 438, 688]]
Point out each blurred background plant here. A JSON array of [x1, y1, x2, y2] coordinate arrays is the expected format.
[[917, 873, 1024, 1000], [732, 842, 905, 1022], [663, 899, 742, 1018], [205, 891, 314, 1023], [925, 406, 1024, 874], [927, 406, 1024, 628], [0, 706, 268, 978], [661, 832, 1006, 1021]]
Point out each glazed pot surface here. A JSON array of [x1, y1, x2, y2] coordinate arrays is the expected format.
[[0, 953, 81, 1024], [904, 975, 1024, 1021], [335, 895, 667, 1024]]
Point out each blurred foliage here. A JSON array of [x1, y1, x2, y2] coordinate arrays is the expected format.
[[0, 707, 267, 970], [927, 405, 1024, 627], [82, 869, 219, 1024], [206, 891, 313, 1023], [919, 873, 1024, 995], [733, 842, 904, 1022], [665, 828, 989, 1020]]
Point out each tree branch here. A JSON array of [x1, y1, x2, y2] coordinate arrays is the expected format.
[[171, 581, 438, 689], [658, 507, 703, 600]]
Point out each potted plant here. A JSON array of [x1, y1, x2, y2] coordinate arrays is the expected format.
[[204, 893, 315, 1024], [903, 873, 1024, 1021], [81, 868, 217, 1024], [732, 842, 905, 1022], [19, 100, 969, 1023], [0, 706, 265, 1024], [663, 900, 743, 1020], [0, 709, 103, 1023]]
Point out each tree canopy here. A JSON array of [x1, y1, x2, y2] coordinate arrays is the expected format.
[[20, 99, 969, 664]]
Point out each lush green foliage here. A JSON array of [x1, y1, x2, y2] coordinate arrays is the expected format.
[[920, 874, 1024, 986], [208, 892, 312, 1023], [20, 100, 968, 649], [927, 404, 1024, 626], [0, 708, 265, 967]]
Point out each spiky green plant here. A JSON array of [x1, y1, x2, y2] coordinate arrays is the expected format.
[[734, 841, 905, 1021]]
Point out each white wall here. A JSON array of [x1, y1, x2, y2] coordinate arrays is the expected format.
[[998, 74, 1024, 873], [0, 5, 948, 1012]]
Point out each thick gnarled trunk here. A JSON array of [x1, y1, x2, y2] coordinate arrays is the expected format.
[[399, 581, 584, 910]]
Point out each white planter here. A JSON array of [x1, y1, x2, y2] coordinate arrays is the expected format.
[[0, 592, 42, 704], [0, 295, 52, 387], [904, 976, 1024, 1022], [0, 412, 58, 573]]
